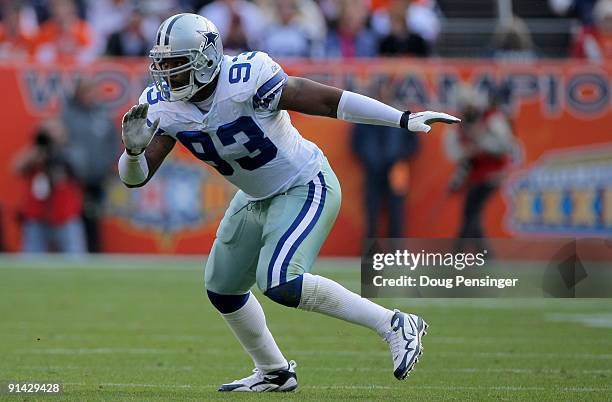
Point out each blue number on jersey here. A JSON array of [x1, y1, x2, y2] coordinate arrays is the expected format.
[[176, 131, 234, 176], [145, 84, 170, 105], [228, 52, 258, 84], [146, 85, 162, 105], [232, 51, 258, 62], [228, 63, 251, 84], [177, 116, 278, 175], [217, 116, 278, 171]]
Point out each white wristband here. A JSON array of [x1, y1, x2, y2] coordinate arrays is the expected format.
[[118, 150, 149, 186], [336, 91, 403, 128]]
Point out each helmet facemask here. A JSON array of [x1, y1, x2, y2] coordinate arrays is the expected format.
[[149, 45, 220, 102], [149, 14, 224, 102]]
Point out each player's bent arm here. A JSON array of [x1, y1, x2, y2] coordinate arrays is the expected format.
[[118, 135, 176, 188], [279, 76, 460, 133]]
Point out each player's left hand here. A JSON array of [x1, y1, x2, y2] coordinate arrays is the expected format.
[[407, 111, 461, 133]]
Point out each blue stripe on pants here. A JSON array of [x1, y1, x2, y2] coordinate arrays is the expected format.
[[266, 180, 315, 289], [279, 173, 327, 283]]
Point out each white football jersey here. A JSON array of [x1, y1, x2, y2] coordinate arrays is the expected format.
[[138, 51, 324, 200]]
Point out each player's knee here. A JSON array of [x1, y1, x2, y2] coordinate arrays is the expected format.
[[263, 275, 303, 308], [206, 290, 250, 314]]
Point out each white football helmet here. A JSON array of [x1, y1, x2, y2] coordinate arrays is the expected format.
[[149, 13, 223, 102]]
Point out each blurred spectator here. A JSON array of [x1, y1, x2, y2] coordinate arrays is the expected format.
[[198, 0, 268, 53], [62, 77, 119, 253], [352, 83, 419, 238], [0, 1, 38, 60], [407, 0, 440, 44], [325, 0, 378, 58], [444, 85, 516, 252], [126, 1, 179, 53], [378, 0, 430, 57], [13, 119, 86, 254], [549, 0, 598, 25], [488, 17, 537, 62], [372, 0, 440, 45], [179, 0, 203, 11], [353, 125, 419, 237], [259, 0, 312, 57], [594, 0, 612, 57], [87, 0, 133, 55], [91, 0, 180, 57], [32, 0, 95, 63], [257, 0, 327, 57], [28, 0, 87, 24], [317, 0, 340, 25], [105, 10, 149, 56], [141, 0, 184, 21], [570, 0, 612, 60]]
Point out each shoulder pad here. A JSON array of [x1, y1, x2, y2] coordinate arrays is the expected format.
[[220, 52, 287, 105], [137, 85, 200, 136]]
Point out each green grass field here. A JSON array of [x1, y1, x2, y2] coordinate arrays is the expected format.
[[1, 256, 611, 401]]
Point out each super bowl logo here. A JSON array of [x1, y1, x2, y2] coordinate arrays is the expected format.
[[106, 157, 235, 239], [505, 146, 612, 236]]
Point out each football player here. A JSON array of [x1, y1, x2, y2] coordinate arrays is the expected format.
[[119, 13, 459, 392]]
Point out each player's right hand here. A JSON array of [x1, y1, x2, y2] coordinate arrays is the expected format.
[[121, 103, 160, 155]]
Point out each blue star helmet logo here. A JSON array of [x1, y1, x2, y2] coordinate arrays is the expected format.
[[197, 30, 219, 51]]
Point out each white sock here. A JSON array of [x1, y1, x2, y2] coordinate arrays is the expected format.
[[220, 292, 287, 372], [298, 273, 394, 337]]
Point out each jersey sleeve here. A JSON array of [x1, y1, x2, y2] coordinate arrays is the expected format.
[[251, 53, 288, 112]]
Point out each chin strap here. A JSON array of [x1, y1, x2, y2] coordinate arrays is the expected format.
[[189, 63, 222, 100], [189, 76, 218, 101]]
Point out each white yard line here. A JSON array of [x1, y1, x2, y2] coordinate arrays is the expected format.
[[65, 382, 213, 390], [307, 385, 612, 392], [0, 255, 361, 275], [0, 254, 359, 269], [547, 312, 612, 328], [25, 365, 612, 376], [61, 382, 612, 393], [22, 347, 612, 360], [6, 331, 611, 346], [22, 348, 183, 354]]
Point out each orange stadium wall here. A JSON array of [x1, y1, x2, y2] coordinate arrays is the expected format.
[[0, 59, 610, 255]]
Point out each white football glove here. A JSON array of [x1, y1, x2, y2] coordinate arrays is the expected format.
[[403, 111, 461, 133], [121, 103, 160, 155]]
